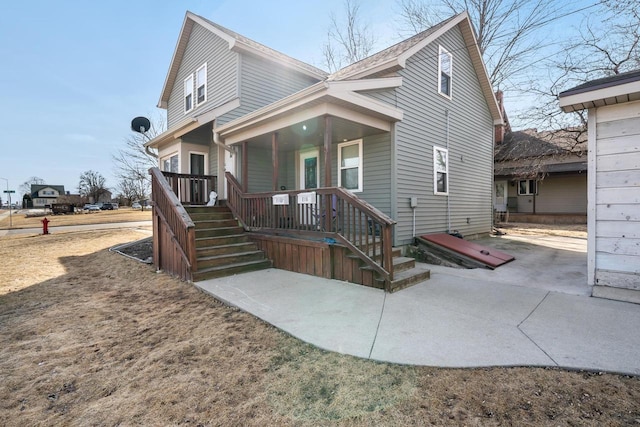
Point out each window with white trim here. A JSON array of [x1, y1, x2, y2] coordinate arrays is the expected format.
[[196, 63, 207, 105], [433, 146, 448, 195], [438, 46, 452, 98], [518, 179, 537, 195], [338, 139, 363, 192], [184, 75, 194, 113], [162, 154, 179, 173]]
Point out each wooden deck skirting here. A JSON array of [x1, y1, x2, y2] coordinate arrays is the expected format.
[[150, 167, 197, 281], [249, 233, 382, 288]]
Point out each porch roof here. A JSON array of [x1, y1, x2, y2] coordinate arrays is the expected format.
[[216, 78, 404, 145]]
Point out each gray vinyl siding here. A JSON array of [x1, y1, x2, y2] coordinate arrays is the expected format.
[[394, 25, 494, 245], [246, 147, 274, 192], [167, 23, 238, 128], [217, 53, 320, 125]]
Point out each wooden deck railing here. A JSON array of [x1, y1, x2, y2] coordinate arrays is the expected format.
[[150, 167, 197, 281], [226, 172, 396, 287], [162, 171, 217, 205]]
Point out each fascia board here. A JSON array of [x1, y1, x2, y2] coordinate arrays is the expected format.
[[339, 57, 401, 80], [559, 81, 640, 112], [144, 118, 198, 148], [158, 14, 196, 109], [329, 89, 404, 121], [328, 77, 403, 92]]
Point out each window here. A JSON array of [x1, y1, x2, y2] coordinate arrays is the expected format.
[[184, 75, 194, 112], [518, 179, 537, 195], [438, 46, 452, 98], [196, 63, 207, 105], [338, 140, 363, 192], [433, 146, 448, 195], [163, 154, 179, 173]]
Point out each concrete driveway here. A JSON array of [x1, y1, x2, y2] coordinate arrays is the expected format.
[[194, 233, 640, 375]]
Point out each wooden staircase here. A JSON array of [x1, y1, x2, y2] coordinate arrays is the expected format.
[[185, 206, 272, 281], [352, 244, 431, 292]]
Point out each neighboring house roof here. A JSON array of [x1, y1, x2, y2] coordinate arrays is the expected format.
[[559, 68, 640, 112], [30, 185, 65, 197], [494, 129, 587, 177], [158, 11, 328, 109]]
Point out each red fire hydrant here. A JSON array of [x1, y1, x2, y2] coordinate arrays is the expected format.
[[41, 217, 50, 235]]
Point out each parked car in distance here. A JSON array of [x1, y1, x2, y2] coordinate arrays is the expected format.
[[100, 203, 114, 210], [83, 204, 100, 212], [131, 202, 142, 209]]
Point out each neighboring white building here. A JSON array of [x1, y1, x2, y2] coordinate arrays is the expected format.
[[559, 69, 640, 304]]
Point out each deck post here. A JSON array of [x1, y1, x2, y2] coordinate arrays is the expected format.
[[242, 141, 248, 193], [272, 132, 279, 191], [324, 116, 332, 187]]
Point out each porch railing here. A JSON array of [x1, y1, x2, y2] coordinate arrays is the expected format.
[[225, 172, 396, 288], [150, 167, 197, 281], [162, 171, 217, 205]]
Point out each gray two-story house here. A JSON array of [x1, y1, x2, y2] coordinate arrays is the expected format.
[[146, 11, 502, 290]]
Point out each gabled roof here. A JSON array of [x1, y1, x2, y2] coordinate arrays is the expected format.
[[329, 11, 502, 124], [31, 185, 65, 197], [158, 11, 328, 109], [559, 69, 640, 112]]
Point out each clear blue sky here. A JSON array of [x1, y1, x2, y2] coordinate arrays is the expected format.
[[0, 0, 585, 200]]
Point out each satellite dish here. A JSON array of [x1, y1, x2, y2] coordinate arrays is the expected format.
[[131, 116, 151, 133]]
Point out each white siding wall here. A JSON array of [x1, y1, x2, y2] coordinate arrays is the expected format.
[[593, 99, 640, 299]]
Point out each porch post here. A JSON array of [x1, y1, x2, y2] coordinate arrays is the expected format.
[[272, 132, 279, 191], [242, 141, 248, 193], [324, 116, 332, 187]]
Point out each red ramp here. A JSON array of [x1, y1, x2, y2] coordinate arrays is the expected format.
[[419, 233, 514, 269]]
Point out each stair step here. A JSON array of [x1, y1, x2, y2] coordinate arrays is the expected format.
[[196, 234, 250, 247], [197, 250, 266, 269], [360, 256, 415, 273], [194, 219, 238, 229], [195, 226, 244, 238], [185, 206, 231, 214], [196, 242, 259, 257], [193, 259, 273, 281], [347, 247, 402, 262], [189, 212, 235, 221], [384, 265, 431, 293]]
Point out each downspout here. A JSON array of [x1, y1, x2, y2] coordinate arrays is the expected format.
[[145, 145, 158, 159], [445, 109, 451, 233]]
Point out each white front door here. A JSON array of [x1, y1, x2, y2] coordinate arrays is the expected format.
[[299, 149, 319, 190], [494, 181, 508, 212]]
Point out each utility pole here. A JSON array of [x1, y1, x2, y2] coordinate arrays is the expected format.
[[0, 177, 14, 229]]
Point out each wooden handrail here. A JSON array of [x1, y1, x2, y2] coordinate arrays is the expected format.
[[225, 171, 396, 287], [161, 171, 217, 205], [150, 167, 197, 281]]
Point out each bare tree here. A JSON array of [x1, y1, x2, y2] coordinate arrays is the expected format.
[[397, 0, 573, 90], [19, 176, 45, 197], [79, 170, 109, 203], [323, 0, 376, 72], [113, 115, 164, 202], [522, 0, 640, 135]]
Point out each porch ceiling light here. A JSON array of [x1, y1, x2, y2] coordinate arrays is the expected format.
[[302, 124, 307, 131]]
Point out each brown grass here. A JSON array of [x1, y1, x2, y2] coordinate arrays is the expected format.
[[0, 208, 151, 230], [1, 230, 639, 425]]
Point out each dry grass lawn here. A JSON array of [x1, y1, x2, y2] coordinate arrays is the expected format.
[[1, 229, 639, 425], [0, 208, 151, 230]]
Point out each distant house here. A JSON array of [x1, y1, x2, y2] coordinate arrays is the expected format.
[[493, 91, 587, 222], [144, 11, 502, 287], [559, 69, 640, 304], [30, 185, 65, 208]]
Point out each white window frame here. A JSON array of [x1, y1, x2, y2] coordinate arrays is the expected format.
[[438, 46, 452, 99], [337, 139, 363, 193], [518, 179, 537, 196], [433, 146, 449, 195], [196, 63, 207, 106], [184, 75, 194, 113], [161, 153, 179, 173]]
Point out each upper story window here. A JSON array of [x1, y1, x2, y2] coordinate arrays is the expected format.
[[438, 46, 452, 98], [184, 75, 194, 113], [433, 146, 449, 195], [196, 63, 207, 105], [338, 139, 363, 192]]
